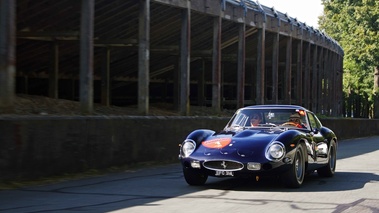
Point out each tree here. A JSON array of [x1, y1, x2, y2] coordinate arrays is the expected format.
[[320, 0, 379, 118]]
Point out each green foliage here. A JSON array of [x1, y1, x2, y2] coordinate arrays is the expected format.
[[320, 0, 379, 118]]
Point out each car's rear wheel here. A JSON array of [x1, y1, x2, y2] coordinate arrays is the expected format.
[[317, 140, 337, 177], [282, 144, 305, 188], [183, 167, 208, 185]]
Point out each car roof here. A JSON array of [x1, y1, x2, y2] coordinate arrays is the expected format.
[[240, 105, 309, 111]]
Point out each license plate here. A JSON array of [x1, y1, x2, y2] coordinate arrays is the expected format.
[[215, 170, 234, 176]]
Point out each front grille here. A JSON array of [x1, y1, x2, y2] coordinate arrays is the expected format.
[[203, 160, 244, 171]]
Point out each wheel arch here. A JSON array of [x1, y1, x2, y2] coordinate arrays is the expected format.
[[186, 129, 215, 145]]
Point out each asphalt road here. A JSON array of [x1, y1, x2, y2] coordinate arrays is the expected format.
[[1, 136, 379, 213]]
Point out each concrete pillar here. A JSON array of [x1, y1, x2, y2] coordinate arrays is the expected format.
[[256, 25, 266, 105], [0, 0, 15, 113], [296, 40, 303, 105], [317, 47, 324, 114], [311, 45, 318, 112], [237, 23, 246, 108], [212, 16, 221, 112], [138, 0, 150, 115], [79, 0, 94, 114], [272, 33, 279, 104], [173, 59, 179, 110], [323, 49, 330, 114], [285, 36, 292, 104], [304, 42, 311, 109], [179, 3, 191, 115]]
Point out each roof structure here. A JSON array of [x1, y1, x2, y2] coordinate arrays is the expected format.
[[0, 0, 344, 116]]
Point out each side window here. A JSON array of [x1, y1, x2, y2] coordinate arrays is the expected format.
[[229, 113, 249, 127], [308, 112, 321, 130]]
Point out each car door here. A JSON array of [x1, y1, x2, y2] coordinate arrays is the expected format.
[[307, 112, 328, 163]]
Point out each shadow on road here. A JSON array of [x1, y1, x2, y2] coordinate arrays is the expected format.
[[199, 170, 379, 192]]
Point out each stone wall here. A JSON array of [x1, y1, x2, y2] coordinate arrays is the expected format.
[[0, 116, 378, 181]]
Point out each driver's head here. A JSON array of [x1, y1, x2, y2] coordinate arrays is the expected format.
[[289, 113, 301, 124]]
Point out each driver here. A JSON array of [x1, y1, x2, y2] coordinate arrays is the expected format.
[[284, 113, 304, 128]]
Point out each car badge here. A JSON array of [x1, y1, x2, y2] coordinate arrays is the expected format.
[[221, 161, 227, 169]]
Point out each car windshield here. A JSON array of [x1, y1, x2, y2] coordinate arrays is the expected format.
[[225, 108, 308, 129]]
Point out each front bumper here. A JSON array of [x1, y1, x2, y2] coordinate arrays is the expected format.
[[180, 157, 293, 177]]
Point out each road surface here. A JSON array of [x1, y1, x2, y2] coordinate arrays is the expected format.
[[1, 136, 379, 213]]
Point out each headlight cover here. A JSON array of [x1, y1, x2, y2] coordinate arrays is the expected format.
[[266, 141, 285, 161], [181, 139, 196, 157]]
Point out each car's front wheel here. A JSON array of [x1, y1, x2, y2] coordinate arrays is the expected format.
[[183, 167, 208, 185], [282, 144, 305, 188]]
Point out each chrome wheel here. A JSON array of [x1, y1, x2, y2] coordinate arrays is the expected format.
[[318, 141, 337, 177], [295, 150, 304, 181], [283, 144, 305, 188]]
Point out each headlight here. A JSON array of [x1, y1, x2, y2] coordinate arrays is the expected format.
[[266, 142, 285, 161], [181, 139, 196, 157]]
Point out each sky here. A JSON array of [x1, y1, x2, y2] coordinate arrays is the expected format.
[[256, 0, 324, 28]]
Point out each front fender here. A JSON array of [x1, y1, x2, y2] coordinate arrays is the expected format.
[[320, 127, 337, 144], [275, 130, 303, 148], [274, 130, 313, 160]]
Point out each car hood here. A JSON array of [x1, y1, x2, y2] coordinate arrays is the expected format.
[[193, 129, 283, 160]]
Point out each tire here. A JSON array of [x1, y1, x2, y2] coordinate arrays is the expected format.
[[183, 167, 208, 186], [282, 144, 305, 188], [317, 140, 337, 177]]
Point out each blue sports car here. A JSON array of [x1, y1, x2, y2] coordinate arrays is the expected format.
[[179, 105, 337, 188]]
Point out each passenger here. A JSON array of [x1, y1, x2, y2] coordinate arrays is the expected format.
[[250, 113, 262, 127]]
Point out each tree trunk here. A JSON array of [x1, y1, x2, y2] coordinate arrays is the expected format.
[[355, 94, 361, 118], [374, 66, 379, 119]]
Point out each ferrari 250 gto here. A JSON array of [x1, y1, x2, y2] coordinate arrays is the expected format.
[[179, 105, 337, 188]]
